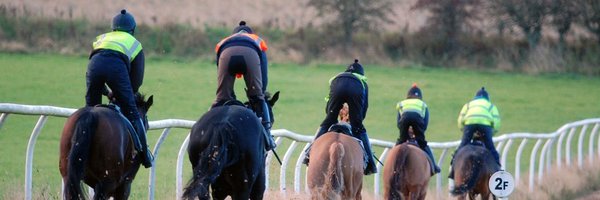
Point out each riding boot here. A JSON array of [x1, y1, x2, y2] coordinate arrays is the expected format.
[[448, 152, 456, 179], [423, 145, 441, 175], [302, 126, 328, 165], [132, 118, 154, 168], [356, 130, 377, 175], [251, 100, 276, 151]]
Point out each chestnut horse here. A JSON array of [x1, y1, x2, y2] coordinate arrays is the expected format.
[[182, 92, 279, 200], [59, 94, 153, 199], [383, 141, 431, 200], [307, 129, 364, 200], [450, 143, 501, 200]]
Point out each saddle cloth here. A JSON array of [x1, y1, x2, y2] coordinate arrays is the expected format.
[[328, 123, 369, 170], [95, 104, 144, 153]]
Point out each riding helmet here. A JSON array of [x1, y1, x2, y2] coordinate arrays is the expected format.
[[475, 87, 489, 100], [112, 9, 136, 34], [233, 21, 253, 34], [407, 83, 422, 99], [346, 59, 364, 75]]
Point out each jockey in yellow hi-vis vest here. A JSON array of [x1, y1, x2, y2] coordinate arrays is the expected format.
[[396, 84, 440, 175], [449, 87, 501, 180], [86, 9, 153, 168]]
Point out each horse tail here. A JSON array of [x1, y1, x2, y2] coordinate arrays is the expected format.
[[451, 155, 482, 196], [325, 142, 345, 196], [183, 122, 231, 200], [65, 109, 97, 200], [392, 145, 410, 193]]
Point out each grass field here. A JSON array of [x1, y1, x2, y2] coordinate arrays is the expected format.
[[1, 52, 599, 199]]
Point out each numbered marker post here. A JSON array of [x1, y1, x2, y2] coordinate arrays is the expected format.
[[489, 170, 515, 198]]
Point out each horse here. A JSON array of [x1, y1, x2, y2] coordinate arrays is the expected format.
[[307, 128, 364, 200], [182, 92, 279, 200], [59, 93, 153, 200], [382, 126, 431, 200], [450, 142, 501, 200]]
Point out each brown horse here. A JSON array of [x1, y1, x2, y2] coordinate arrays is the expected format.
[[307, 130, 364, 200], [59, 94, 153, 199], [450, 143, 501, 200], [383, 141, 431, 200]]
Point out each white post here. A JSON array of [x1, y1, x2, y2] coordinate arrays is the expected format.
[[25, 115, 48, 200], [175, 133, 190, 200], [149, 128, 172, 200]]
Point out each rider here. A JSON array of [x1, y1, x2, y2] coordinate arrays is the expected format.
[[395, 83, 440, 175], [213, 21, 276, 151], [303, 59, 377, 175], [85, 9, 153, 168], [449, 87, 501, 180]]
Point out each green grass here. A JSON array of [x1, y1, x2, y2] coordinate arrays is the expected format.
[[1, 52, 599, 198]]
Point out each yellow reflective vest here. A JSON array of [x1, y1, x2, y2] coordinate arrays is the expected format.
[[325, 72, 368, 101], [92, 31, 143, 62], [396, 99, 427, 118], [458, 98, 501, 132]]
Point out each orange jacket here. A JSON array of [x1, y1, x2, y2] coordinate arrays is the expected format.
[[215, 33, 267, 53]]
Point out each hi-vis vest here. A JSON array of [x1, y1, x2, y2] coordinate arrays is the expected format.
[[457, 98, 501, 131], [396, 99, 427, 118], [325, 72, 368, 101], [215, 32, 268, 53], [92, 31, 142, 62], [329, 72, 368, 89]]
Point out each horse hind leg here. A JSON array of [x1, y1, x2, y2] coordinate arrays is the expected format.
[[92, 182, 112, 200], [412, 188, 427, 200], [111, 182, 133, 200]]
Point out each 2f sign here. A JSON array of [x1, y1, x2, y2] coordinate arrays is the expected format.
[[488, 171, 515, 198], [495, 177, 509, 190]]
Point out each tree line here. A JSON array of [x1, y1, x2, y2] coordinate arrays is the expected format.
[[0, 1, 598, 75]]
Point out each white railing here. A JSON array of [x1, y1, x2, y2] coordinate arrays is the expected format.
[[1, 103, 599, 199]]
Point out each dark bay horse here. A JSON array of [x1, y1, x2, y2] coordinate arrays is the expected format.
[[383, 142, 430, 200], [182, 92, 279, 200], [59, 94, 153, 199], [451, 143, 501, 200], [307, 130, 364, 200]]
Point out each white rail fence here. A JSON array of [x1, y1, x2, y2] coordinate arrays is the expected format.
[[1, 103, 599, 200]]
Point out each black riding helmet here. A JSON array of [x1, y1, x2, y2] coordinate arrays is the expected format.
[[407, 83, 422, 99], [475, 87, 489, 100], [345, 59, 364, 75], [233, 21, 253, 34], [112, 9, 136, 35]]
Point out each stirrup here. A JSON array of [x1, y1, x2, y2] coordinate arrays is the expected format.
[[302, 156, 309, 165], [141, 149, 153, 168]]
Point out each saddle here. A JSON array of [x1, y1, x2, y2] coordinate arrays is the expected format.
[[214, 99, 246, 107], [95, 104, 144, 154], [405, 139, 419, 146]]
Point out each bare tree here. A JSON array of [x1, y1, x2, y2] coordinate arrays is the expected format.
[[489, 0, 552, 49], [307, 0, 395, 45], [576, 0, 600, 45], [412, 0, 483, 57], [549, 0, 579, 53]]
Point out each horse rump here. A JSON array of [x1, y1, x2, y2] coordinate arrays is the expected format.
[[65, 108, 97, 200], [451, 153, 482, 196], [182, 122, 232, 200]]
